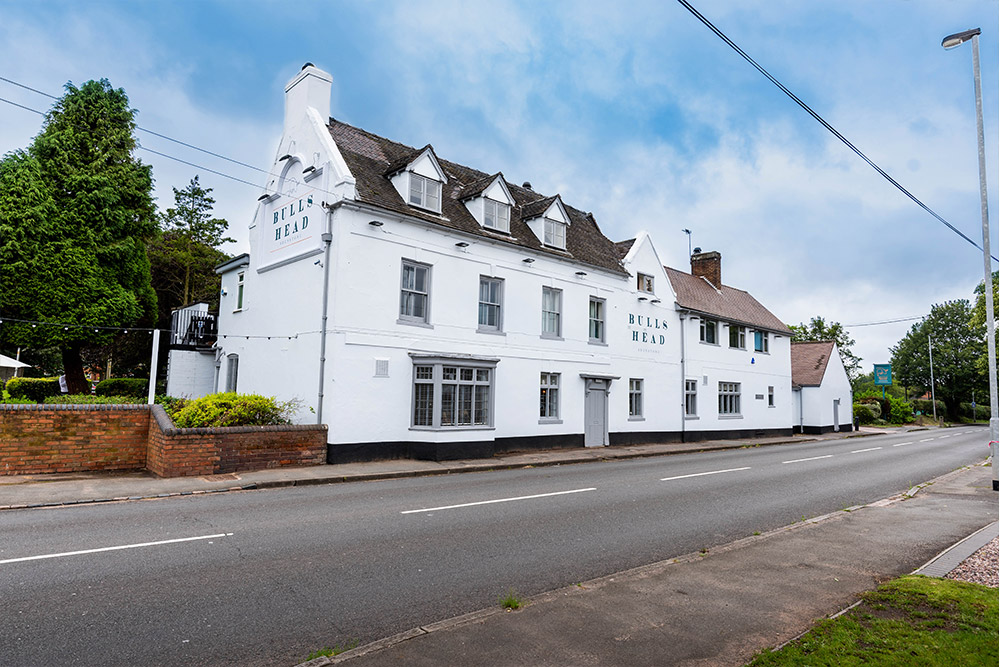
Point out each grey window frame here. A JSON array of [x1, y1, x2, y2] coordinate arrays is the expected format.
[[539, 372, 561, 421], [408, 172, 442, 212], [629, 378, 644, 419], [478, 276, 503, 332], [637, 272, 654, 293], [685, 379, 698, 417], [700, 318, 718, 344], [541, 286, 563, 338], [225, 354, 239, 392], [768, 385, 775, 407], [718, 381, 741, 416], [411, 357, 497, 430], [588, 296, 606, 343], [483, 198, 510, 233], [399, 259, 431, 325], [729, 324, 745, 349], [235, 272, 245, 311], [754, 330, 770, 353]]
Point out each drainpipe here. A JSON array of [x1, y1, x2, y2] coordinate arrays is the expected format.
[[679, 311, 687, 443], [316, 207, 334, 425]]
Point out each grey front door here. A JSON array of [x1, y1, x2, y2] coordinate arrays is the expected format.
[[833, 398, 840, 432], [584, 379, 609, 447]]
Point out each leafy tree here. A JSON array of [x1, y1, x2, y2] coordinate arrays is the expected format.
[[890, 300, 986, 420], [149, 176, 233, 322], [0, 79, 156, 393], [970, 270, 999, 377], [788, 316, 862, 381]]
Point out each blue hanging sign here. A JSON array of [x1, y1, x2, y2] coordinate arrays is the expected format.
[[873, 364, 892, 386]]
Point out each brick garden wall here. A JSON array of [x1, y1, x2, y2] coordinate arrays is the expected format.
[[0, 405, 149, 474], [0, 404, 327, 477]]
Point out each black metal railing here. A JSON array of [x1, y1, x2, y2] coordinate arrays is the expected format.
[[170, 308, 218, 348]]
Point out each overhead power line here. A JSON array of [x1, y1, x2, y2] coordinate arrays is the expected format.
[[676, 0, 997, 262], [844, 315, 924, 327]]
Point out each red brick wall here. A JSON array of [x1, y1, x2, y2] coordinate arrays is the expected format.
[[1, 404, 327, 477], [0, 405, 148, 474]]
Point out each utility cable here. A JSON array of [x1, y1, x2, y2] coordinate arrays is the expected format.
[[676, 0, 997, 262]]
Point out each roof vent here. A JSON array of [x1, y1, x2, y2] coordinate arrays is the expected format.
[[522, 181, 532, 190], [302, 62, 315, 70]]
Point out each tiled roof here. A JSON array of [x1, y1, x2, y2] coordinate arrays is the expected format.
[[664, 266, 792, 334], [615, 239, 635, 259], [328, 119, 628, 276], [458, 172, 501, 201], [791, 341, 836, 387]]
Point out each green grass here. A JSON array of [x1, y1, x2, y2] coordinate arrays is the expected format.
[[499, 588, 524, 610], [748, 575, 998, 666], [306, 640, 359, 660]]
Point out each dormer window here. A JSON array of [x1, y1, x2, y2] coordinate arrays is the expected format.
[[637, 273, 654, 293], [543, 219, 566, 249], [409, 173, 441, 212], [484, 199, 510, 233]]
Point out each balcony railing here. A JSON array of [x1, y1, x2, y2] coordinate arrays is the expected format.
[[170, 308, 218, 348]]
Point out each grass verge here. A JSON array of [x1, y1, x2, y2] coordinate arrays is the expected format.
[[748, 575, 997, 666]]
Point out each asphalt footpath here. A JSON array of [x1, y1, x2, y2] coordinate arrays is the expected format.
[[0, 427, 887, 510], [300, 462, 996, 667]]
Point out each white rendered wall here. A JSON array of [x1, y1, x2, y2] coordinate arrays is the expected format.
[[800, 347, 854, 429]]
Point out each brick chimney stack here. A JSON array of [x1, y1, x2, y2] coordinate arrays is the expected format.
[[691, 250, 722, 289]]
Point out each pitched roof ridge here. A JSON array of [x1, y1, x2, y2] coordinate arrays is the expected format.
[[699, 274, 723, 295], [458, 171, 505, 200]]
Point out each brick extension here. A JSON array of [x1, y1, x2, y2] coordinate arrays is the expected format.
[[0, 404, 327, 477]]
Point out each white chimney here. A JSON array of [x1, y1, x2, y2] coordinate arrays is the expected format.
[[284, 62, 332, 128]]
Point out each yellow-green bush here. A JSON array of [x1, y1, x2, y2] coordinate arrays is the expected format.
[[170, 392, 296, 428]]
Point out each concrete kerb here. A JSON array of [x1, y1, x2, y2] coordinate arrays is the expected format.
[[296, 459, 991, 667]]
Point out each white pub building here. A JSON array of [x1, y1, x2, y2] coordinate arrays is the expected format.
[[167, 64, 851, 463]]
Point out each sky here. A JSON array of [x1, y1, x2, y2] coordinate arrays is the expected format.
[[0, 0, 997, 370]]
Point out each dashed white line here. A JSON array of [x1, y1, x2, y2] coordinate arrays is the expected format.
[[850, 447, 882, 454], [660, 467, 751, 482], [893, 441, 914, 447], [919, 438, 935, 442], [783, 455, 834, 464], [0, 533, 233, 565], [401, 488, 596, 514]]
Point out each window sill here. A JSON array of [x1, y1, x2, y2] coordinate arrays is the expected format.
[[409, 426, 496, 432], [684, 415, 699, 420], [728, 346, 746, 351], [539, 418, 563, 425], [718, 415, 744, 420], [754, 350, 770, 355], [628, 416, 645, 422], [477, 328, 506, 336], [397, 318, 434, 329], [588, 339, 608, 346], [540, 334, 564, 341], [700, 341, 720, 346], [233, 309, 243, 313]]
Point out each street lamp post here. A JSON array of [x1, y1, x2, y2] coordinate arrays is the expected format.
[[681, 228, 693, 258], [943, 28, 999, 491]]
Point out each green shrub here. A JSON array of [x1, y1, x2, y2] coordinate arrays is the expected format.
[[854, 403, 879, 425], [911, 398, 945, 417], [1, 395, 34, 405], [95, 377, 149, 398], [6, 377, 62, 402], [886, 395, 914, 424], [959, 402, 992, 421], [171, 392, 297, 428], [155, 394, 189, 419], [44, 394, 141, 405]]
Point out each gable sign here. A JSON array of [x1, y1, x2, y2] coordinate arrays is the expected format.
[[261, 177, 318, 266]]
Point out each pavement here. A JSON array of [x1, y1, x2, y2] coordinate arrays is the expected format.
[[0, 426, 889, 510], [2, 424, 996, 667]]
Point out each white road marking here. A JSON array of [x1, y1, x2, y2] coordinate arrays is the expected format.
[[850, 447, 882, 454], [893, 442, 913, 447], [660, 467, 751, 482], [782, 455, 834, 464], [919, 438, 935, 442], [401, 488, 596, 514], [0, 533, 233, 565]]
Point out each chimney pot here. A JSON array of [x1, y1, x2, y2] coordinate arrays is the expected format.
[[690, 250, 722, 289], [522, 181, 532, 190]]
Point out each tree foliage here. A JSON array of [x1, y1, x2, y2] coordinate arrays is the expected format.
[[788, 316, 862, 381], [890, 300, 986, 420], [970, 270, 999, 377], [0, 79, 156, 393], [149, 176, 233, 324]]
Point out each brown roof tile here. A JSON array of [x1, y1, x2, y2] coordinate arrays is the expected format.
[[791, 341, 835, 387], [328, 119, 627, 276], [615, 238, 635, 259], [664, 266, 791, 334]]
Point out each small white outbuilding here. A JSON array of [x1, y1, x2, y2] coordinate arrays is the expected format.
[[791, 341, 854, 433]]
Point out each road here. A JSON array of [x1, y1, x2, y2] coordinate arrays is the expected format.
[[0, 427, 989, 666]]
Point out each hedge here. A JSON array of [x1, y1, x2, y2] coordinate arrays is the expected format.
[[911, 398, 946, 417], [95, 377, 149, 398], [171, 392, 296, 428], [854, 403, 880, 425], [44, 394, 142, 405], [6, 377, 62, 403]]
